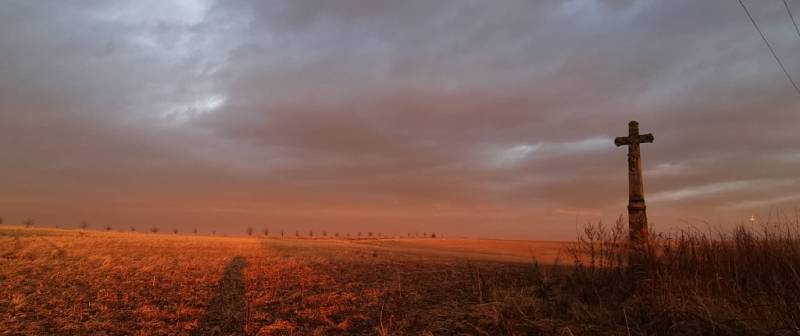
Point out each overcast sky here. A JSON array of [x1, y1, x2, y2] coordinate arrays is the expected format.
[[1, 0, 799, 238]]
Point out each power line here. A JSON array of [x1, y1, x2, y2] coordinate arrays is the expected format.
[[738, 0, 800, 96], [785, 0, 800, 40]]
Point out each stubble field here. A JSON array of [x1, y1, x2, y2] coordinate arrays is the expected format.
[[5, 222, 798, 335], [0, 226, 563, 335]]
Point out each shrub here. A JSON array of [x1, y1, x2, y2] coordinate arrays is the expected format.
[[547, 215, 800, 335]]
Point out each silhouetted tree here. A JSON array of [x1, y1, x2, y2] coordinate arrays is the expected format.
[[193, 228, 198, 234], [280, 229, 285, 237], [80, 220, 88, 230], [295, 230, 300, 237], [130, 226, 136, 232], [263, 227, 269, 236], [309, 230, 314, 237], [150, 227, 159, 233], [104, 225, 112, 231], [431, 233, 437, 238], [246, 226, 253, 236], [173, 228, 179, 234], [23, 218, 34, 228]]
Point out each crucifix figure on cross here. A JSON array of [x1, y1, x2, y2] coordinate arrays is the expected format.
[[614, 121, 654, 245]]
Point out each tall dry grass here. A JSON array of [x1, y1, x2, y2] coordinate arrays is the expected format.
[[551, 215, 800, 335]]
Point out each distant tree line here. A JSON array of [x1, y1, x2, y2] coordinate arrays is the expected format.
[[1, 216, 442, 240]]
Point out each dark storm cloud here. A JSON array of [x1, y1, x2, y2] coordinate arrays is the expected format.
[[1, 0, 799, 238]]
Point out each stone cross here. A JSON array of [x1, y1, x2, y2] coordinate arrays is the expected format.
[[614, 121, 654, 244]]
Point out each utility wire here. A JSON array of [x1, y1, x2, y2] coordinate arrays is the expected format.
[[738, 0, 800, 96], [785, 0, 800, 40]]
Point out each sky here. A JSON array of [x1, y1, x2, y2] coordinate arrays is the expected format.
[[1, 0, 799, 239]]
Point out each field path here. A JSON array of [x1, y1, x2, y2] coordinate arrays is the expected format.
[[192, 256, 248, 336]]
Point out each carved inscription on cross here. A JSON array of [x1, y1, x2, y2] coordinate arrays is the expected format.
[[614, 121, 654, 244]]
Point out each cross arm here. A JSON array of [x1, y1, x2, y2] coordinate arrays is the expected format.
[[614, 133, 654, 147], [614, 136, 630, 147], [638, 133, 654, 143]]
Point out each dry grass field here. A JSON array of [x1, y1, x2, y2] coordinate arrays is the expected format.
[[2, 222, 799, 335], [0, 226, 562, 335]]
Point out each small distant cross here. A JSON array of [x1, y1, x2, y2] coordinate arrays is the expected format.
[[614, 121, 654, 245]]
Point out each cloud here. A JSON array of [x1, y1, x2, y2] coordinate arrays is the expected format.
[[490, 137, 612, 167], [0, 0, 799, 238], [650, 179, 796, 203]]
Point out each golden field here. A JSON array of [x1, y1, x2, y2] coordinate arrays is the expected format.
[[0, 226, 563, 335], [4, 222, 799, 335]]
